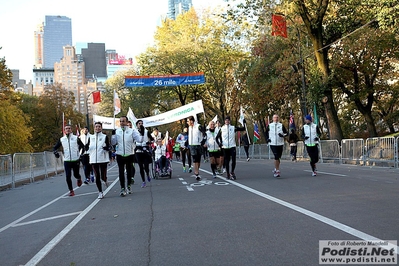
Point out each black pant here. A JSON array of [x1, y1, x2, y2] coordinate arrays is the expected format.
[[243, 145, 249, 159], [64, 160, 81, 191], [180, 148, 192, 168], [80, 154, 91, 179], [135, 152, 151, 182], [116, 155, 134, 189], [92, 163, 108, 192], [306, 145, 319, 171], [223, 147, 237, 175], [290, 145, 297, 159]]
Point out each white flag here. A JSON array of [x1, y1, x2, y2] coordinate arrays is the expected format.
[[114, 90, 121, 115], [238, 106, 245, 126], [127, 107, 138, 127], [212, 115, 218, 122]]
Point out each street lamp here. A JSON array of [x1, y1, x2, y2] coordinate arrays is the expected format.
[[86, 91, 95, 132], [287, 18, 307, 117]]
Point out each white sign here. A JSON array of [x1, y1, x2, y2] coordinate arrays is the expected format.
[[138, 100, 204, 127], [93, 115, 120, 129]]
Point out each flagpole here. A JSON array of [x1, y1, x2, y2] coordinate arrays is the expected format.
[[244, 123, 251, 145], [113, 90, 116, 129]]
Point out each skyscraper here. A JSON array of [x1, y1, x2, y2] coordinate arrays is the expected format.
[[81, 43, 107, 79], [43, 15, 72, 69], [167, 0, 192, 20], [33, 23, 44, 69]]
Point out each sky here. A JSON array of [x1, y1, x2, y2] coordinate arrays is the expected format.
[[0, 0, 227, 81]]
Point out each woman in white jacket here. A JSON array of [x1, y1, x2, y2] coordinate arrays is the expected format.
[[86, 122, 110, 199]]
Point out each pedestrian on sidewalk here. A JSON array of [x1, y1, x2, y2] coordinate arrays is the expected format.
[[266, 114, 288, 178], [86, 122, 110, 199], [301, 115, 321, 176], [53, 124, 85, 196]]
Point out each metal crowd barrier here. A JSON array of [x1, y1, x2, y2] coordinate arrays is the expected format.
[[236, 136, 399, 168], [2, 136, 399, 189], [0, 152, 63, 189]]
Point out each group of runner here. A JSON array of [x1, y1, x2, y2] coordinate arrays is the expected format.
[[53, 113, 320, 198]]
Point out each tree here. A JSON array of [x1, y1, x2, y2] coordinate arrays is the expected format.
[[132, 8, 250, 130], [0, 100, 33, 154], [0, 48, 13, 92], [331, 28, 399, 137], [28, 84, 84, 151]]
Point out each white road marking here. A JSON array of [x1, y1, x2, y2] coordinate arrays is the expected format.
[[12, 212, 82, 227], [304, 170, 347, 177], [182, 181, 188, 185], [9, 164, 119, 266], [186, 186, 194, 191], [198, 167, 398, 253]]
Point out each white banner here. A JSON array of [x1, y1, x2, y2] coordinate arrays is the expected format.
[[93, 115, 120, 129], [93, 100, 204, 129], [138, 100, 204, 127]]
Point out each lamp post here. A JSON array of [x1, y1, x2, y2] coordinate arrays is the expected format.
[[287, 17, 307, 117], [296, 28, 307, 117], [86, 91, 95, 132]]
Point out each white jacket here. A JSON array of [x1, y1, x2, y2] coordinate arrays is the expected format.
[[88, 132, 109, 164], [205, 128, 220, 152], [268, 122, 285, 146], [111, 127, 142, 156], [60, 134, 81, 161], [79, 133, 90, 155], [188, 124, 203, 146], [154, 145, 167, 160], [219, 124, 237, 149], [302, 123, 319, 146]]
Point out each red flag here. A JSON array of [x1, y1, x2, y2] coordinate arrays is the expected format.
[[271, 14, 287, 38], [92, 91, 101, 104]]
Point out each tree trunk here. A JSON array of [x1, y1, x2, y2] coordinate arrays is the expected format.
[[296, 0, 344, 141]]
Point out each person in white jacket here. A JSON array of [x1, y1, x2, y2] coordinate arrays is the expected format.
[[187, 116, 206, 181], [265, 114, 288, 178], [301, 115, 321, 176], [86, 122, 110, 199], [111, 116, 143, 196], [215, 116, 246, 180], [53, 124, 85, 196], [204, 120, 221, 178]]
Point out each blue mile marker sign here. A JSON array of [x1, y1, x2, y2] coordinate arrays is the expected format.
[[125, 72, 205, 87]]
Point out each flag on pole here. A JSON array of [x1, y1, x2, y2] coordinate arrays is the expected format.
[[253, 122, 260, 143], [313, 103, 319, 126], [127, 107, 138, 127], [62, 112, 66, 136], [289, 110, 296, 130], [114, 90, 121, 115], [271, 14, 288, 38], [238, 106, 245, 126], [92, 91, 101, 104], [76, 125, 80, 137]]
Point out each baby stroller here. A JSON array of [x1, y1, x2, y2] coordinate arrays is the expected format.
[[154, 154, 172, 179]]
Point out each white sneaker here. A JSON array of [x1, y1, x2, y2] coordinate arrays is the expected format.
[[247, 158, 250, 162], [98, 192, 104, 199], [312, 171, 317, 176], [222, 168, 226, 173], [274, 170, 280, 178]]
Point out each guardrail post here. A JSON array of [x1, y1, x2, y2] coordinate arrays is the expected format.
[[30, 153, 34, 183], [43, 152, 48, 179], [12, 154, 16, 189]]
